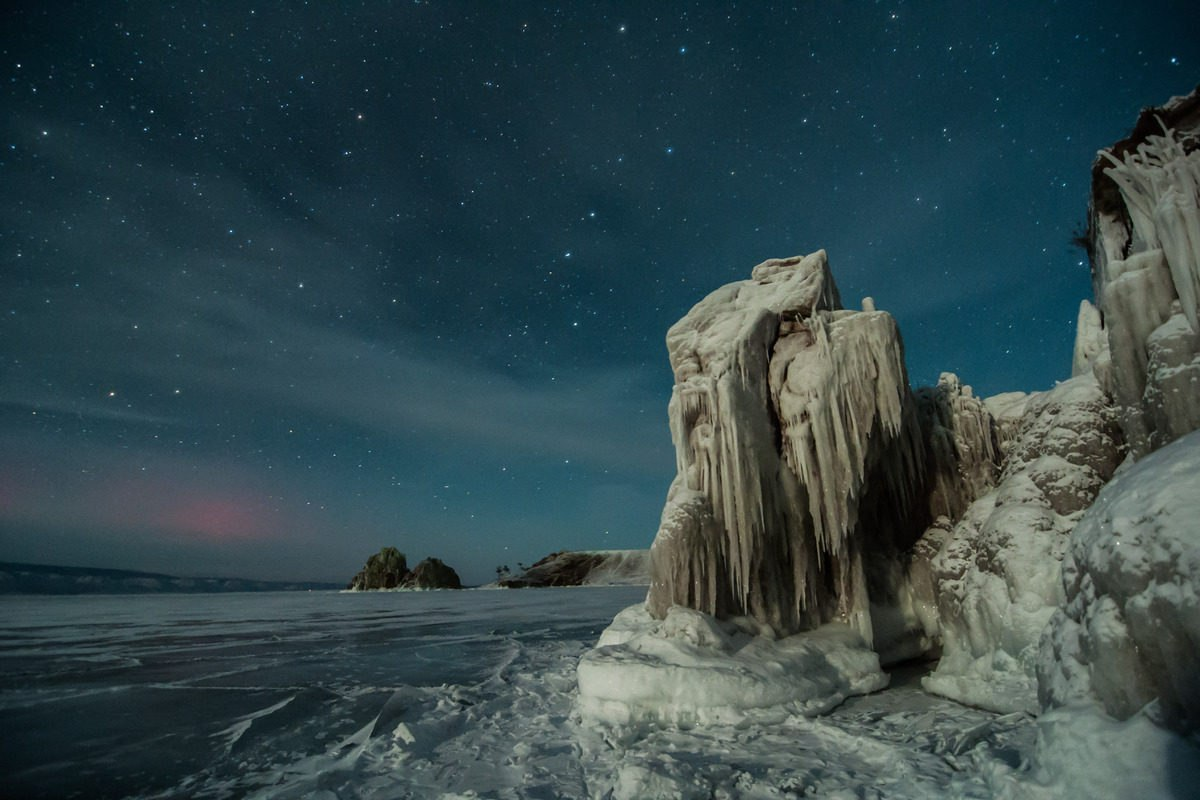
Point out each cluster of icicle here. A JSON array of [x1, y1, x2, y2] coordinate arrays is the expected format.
[[647, 251, 927, 642], [1090, 116, 1200, 456], [1101, 119, 1200, 333]]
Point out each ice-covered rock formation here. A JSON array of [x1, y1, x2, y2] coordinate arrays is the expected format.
[[867, 372, 1005, 666], [920, 88, 1200, 716], [646, 251, 928, 644], [1038, 428, 1200, 732], [581, 90, 1200, 764], [1084, 88, 1200, 457], [921, 375, 1122, 713], [1018, 90, 1200, 790], [914, 372, 1002, 524]]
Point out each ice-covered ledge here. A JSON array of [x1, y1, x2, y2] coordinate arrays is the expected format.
[[577, 603, 887, 729]]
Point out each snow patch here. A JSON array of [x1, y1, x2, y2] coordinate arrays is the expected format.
[[1024, 704, 1200, 800]]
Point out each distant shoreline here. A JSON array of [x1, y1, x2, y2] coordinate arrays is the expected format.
[[0, 560, 342, 595]]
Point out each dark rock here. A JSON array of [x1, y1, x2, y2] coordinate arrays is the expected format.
[[402, 558, 462, 590], [347, 548, 463, 591], [499, 550, 649, 588], [347, 547, 408, 590]]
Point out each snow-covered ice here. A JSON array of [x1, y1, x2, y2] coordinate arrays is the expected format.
[[2, 585, 1051, 799]]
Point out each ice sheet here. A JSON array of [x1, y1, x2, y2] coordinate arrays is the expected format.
[[0, 586, 1060, 799]]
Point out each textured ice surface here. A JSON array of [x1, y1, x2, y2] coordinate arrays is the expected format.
[[1, 587, 1053, 799], [1039, 429, 1200, 732], [0, 588, 639, 799], [922, 374, 1122, 713], [1089, 100, 1200, 458], [577, 603, 888, 728]]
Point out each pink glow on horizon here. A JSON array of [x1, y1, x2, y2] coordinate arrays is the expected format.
[[0, 459, 294, 545], [156, 496, 278, 541]]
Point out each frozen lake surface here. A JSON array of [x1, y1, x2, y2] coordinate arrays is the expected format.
[[1, 587, 1037, 798]]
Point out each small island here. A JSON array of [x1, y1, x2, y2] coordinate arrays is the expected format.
[[346, 547, 462, 591]]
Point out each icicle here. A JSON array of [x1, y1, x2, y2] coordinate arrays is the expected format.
[[646, 251, 929, 640], [1102, 121, 1200, 333]]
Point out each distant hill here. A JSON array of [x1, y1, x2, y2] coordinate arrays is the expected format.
[[0, 561, 341, 595]]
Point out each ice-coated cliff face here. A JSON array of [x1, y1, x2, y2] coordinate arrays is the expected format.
[[914, 372, 1001, 524], [646, 251, 927, 643], [1021, 92, 1200, 785], [581, 94, 1200, 781], [921, 375, 1123, 713], [1086, 88, 1200, 457], [923, 88, 1200, 717]]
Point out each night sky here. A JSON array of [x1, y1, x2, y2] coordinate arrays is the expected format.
[[1, 3, 1195, 585]]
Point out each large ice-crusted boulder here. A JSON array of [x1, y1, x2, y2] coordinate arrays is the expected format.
[[646, 251, 928, 643], [921, 374, 1123, 713], [1037, 429, 1200, 733], [1084, 87, 1200, 458]]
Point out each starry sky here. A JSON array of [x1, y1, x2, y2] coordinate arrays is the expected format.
[[1, 2, 1195, 585]]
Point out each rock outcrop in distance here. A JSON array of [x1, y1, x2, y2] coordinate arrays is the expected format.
[[347, 547, 463, 591], [498, 550, 649, 588], [581, 86, 1200, 760]]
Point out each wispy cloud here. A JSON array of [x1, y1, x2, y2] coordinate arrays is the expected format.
[[2, 117, 674, 477]]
